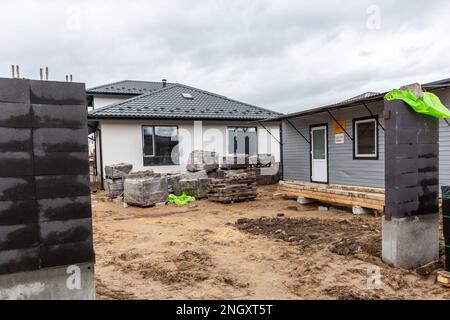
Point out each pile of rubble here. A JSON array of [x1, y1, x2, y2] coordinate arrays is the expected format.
[[103, 151, 279, 207]]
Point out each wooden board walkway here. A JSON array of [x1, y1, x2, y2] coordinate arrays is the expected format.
[[278, 180, 385, 212]]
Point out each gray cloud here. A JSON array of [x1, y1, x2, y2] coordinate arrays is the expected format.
[[0, 0, 449, 113]]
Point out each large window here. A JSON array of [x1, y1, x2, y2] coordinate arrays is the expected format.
[[227, 127, 257, 156], [142, 126, 179, 166], [353, 117, 378, 159]]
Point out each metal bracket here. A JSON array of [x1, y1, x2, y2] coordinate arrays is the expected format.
[[326, 109, 353, 141], [285, 119, 310, 144], [257, 121, 282, 145], [362, 102, 385, 131]]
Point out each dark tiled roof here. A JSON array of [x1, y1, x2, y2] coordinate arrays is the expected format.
[[86, 80, 175, 95], [88, 84, 281, 120]]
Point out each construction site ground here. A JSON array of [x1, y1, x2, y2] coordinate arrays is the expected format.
[[92, 185, 450, 300]]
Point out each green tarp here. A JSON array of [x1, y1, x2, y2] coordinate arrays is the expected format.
[[384, 89, 450, 119], [168, 192, 196, 206]]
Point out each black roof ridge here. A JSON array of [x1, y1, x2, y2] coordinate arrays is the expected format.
[[86, 79, 177, 93]]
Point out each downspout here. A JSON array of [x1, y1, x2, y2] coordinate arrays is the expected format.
[[97, 127, 104, 190], [280, 121, 284, 181]]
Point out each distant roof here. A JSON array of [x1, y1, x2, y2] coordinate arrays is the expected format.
[[86, 80, 175, 95], [272, 77, 450, 121], [88, 83, 281, 121]]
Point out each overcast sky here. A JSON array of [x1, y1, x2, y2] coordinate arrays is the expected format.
[[1, 0, 449, 113]]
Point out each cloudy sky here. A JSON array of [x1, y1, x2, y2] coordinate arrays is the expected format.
[[1, 0, 449, 113]]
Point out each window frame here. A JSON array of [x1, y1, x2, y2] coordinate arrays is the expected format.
[[352, 116, 379, 160], [226, 126, 258, 156], [141, 125, 179, 166]]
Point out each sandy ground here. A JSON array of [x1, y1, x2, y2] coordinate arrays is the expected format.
[[92, 186, 450, 300]]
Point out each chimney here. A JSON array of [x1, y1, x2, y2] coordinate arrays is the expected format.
[[70, 74, 73, 82], [40, 68, 43, 80], [162, 79, 167, 88], [16, 65, 20, 78], [66, 75, 69, 82], [11, 65, 15, 78], [45, 67, 49, 80]]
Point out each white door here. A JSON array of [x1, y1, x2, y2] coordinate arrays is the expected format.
[[311, 125, 328, 183]]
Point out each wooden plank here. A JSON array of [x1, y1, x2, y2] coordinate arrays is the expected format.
[[278, 186, 384, 211], [279, 184, 385, 201], [281, 179, 385, 195]]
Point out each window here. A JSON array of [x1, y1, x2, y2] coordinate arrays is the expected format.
[[181, 93, 193, 100], [353, 117, 378, 159], [227, 127, 257, 156], [142, 126, 179, 166]]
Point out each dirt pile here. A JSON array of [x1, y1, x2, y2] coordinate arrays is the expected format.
[[235, 217, 381, 259]]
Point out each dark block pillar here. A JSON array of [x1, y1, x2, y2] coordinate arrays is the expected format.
[[383, 99, 440, 268], [0, 78, 94, 299]]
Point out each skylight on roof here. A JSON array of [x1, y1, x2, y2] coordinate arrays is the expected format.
[[181, 93, 194, 100]]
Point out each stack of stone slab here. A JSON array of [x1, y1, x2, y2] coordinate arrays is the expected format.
[[256, 154, 275, 167], [221, 154, 255, 170], [104, 163, 133, 198], [208, 170, 257, 203], [256, 162, 281, 185], [172, 170, 210, 199], [124, 175, 168, 207], [186, 150, 219, 172]]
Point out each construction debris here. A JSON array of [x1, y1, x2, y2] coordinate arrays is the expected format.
[[124, 176, 168, 207], [186, 150, 219, 172], [208, 170, 257, 203], [437, 270, 450, 287]]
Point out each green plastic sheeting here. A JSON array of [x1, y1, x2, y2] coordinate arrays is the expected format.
[[384, 89, 450, 119], [168, 192, 196, 206]]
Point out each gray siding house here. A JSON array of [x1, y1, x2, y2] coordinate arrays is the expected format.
[[278, 78, 450, 191]]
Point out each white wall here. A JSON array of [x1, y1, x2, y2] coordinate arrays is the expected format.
[[98, 120, 280, 175], [93, 95, 134, 109]]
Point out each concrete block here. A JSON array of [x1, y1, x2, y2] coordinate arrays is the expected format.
[[352, 206, 373, 215], [0, 78, 30, 104], [0, 248, 39, 275], [34, 152, 89, 176], [31, 104, 87, 128], [382, 214, 439, 269], [0, 224, 39, 250], [0, 200, 37, 225], [0, 128, 32, 152], [0, 262, 95, 300], [29, 80, 86, 106], [33, 128, 88, 153], [35, 175, 90, 199], [37, 196, 91, 222], [0, 152, 33, 177], [318, 206, 329, 212], [39, 218, 92, 245], [0, 177, 35, 201], [297, 197, 316, 205], [0, 103, 31, 128], [40, 240, 94, 268]]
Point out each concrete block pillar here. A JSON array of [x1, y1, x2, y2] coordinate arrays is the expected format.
[[383, 99, 440, 269]]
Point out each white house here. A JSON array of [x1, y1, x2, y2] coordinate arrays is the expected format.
[[87, 80, 281, 185]]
